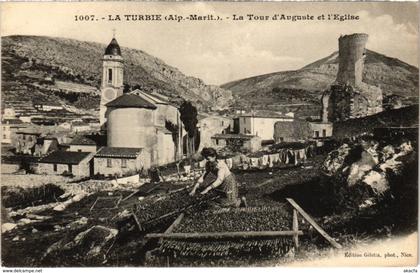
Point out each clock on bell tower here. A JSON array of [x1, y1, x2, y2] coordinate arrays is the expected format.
[[99, 35, 124, 128]]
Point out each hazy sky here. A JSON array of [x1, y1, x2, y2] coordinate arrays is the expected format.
[[1, 2, 418, 85]]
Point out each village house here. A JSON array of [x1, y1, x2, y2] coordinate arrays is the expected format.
[[72, 121, 92, 133], [238, 111, 294, 141], [2, 106, 16, 119], [36, 151, 94, 177], [274, 120, 333, 142], [66, 134, 106, 153], [33, 100, 64, 112], [93, 147, 148, 177], [1, 118, 26, 144], [32, 135, 59, 157], [14, 130, 42, 155], [310, 122, 333, 139], [274, 120, 313, 143], [211, 133, 261, 152], [59, 121, 72, 130], [197, 114, 232, 151], [1, 156, 21, 174]]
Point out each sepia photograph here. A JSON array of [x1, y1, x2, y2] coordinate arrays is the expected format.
[[0, 1, 418, 268]]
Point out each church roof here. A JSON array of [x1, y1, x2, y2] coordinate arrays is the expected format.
[[132, 90, 168, 105], [104, 38, 122, 56], [106, 94, 157, 109]]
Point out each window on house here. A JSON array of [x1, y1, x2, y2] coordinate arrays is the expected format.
[[121, 159, 127, 168], [215, 139, 219, 145], [315, 131, 320, 138], [107, 158, 112, 168], [68, 164, 73, 173], [322, 129, 327, 137], [108, 68, 113, 83], [78, 149, 82, 152], [53, 164, 57, 172]]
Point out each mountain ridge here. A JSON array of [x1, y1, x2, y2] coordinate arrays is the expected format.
[[1, 35, 233, 111], [221, 49, 419, 114]]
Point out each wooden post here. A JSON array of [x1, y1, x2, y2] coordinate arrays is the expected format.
[[292, 208, 299, 249], [131, 212, 143, 232], [286, 198, 342, 249], [159, 213, 184, 244], [145, 230, 303, 240]]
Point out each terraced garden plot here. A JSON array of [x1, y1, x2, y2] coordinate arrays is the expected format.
[[174, 206, 292, 233]]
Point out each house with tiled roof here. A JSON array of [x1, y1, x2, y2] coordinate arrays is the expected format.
[[71, 121, 91, 133], [66, 134, 107, 153], [36, 151, 94, 177], [238, 110, 294, 141], [93, 147, 150, 176], [1, 118, 27, 144], [68, 135, 98, 153]]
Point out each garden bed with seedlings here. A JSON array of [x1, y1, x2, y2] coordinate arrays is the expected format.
[[143, 204, 331, 266], [143, 202, 343, 267]]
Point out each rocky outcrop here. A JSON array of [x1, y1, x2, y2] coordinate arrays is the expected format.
[[322, 137, 416, 208]]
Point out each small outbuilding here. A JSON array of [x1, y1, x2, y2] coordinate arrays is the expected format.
[[93, 147, 150, 177], [36, 151, 94, 177], [211, 134, 261, 152]]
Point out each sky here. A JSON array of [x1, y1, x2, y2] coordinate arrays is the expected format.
[[1, 2, 419, 85]]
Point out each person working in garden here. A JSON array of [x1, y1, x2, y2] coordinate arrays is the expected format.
[[189, 147, 241, 208]]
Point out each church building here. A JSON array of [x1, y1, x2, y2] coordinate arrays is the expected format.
[[96, 36, 183, 174]]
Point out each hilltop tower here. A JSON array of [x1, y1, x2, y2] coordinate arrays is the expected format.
[[99, 36, 124, 128], [321, 33, 382, 122], [336, 33, 368, 87]]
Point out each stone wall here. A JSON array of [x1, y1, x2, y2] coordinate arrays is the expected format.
[[274, 120, 312, 142]]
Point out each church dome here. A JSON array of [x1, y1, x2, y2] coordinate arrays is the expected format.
[[104, 38, 121, 56]]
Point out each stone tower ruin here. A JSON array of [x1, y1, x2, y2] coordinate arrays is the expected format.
[[321, 33, 383, 122]]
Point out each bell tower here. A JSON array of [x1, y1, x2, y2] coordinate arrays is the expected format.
[[99, 32, 124, 128]]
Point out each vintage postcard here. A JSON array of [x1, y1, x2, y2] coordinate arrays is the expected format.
[[0, 1, 418, 269]]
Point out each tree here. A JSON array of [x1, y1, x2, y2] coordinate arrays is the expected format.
[[179, 101, 198, 159], [123, 83, 131, 93], [165, 120, 180, 160]]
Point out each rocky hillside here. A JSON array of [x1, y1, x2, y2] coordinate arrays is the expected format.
[[1, 35, 233, 111], [222, 50, 419, 113]]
